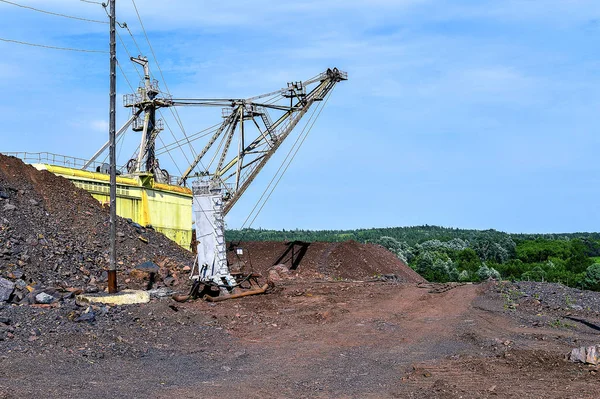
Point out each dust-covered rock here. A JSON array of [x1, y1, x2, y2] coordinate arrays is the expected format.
[[569, 345, 600, 365], [35, 292, 56, 304], [268, 264, 290, 283], [0, 278, 14, 302]]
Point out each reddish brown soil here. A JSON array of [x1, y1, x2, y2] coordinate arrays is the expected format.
[[227, 240, 425, 282], [1, 281, 599, 398], [1, 154, 599, 398]]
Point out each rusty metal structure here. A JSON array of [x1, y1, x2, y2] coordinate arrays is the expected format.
[[0, 0, 348, 299], [91, 60, 348, 294]]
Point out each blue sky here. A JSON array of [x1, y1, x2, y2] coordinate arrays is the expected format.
[[1, 0, 599, 233]]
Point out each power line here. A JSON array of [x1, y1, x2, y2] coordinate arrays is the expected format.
[[157, 135, 184, 177], [80, 0, 103, 4], [0, 0, 107, 24], [130, 0, 195, 158], [0, 37, 107, 53], [116, 30, 143, 80], [114, 23, 188, 176], [117, 58, 136, 92], [159, 110, 193, 168], [241, 91, 333, 232], [156, 123, 222, 155], [122, 23, 144, 58], [101, 2, 144, 57]]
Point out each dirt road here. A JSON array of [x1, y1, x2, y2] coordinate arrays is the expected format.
[[1, 281, 599, 398]]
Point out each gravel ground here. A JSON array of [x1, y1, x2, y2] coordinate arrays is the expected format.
[[494, 281, 600, 349], [0, 154, 194, 301], [1, 281, 599, 398], [509, 281, 600, 313]]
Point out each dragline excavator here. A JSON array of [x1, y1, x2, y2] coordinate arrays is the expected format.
[[84, 57, 347, 297]]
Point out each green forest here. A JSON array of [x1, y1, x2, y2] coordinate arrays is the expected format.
[[226, 226, 600, 290]]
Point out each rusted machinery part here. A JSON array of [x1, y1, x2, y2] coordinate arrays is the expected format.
[[204, 284, 269, 303], [172, 294, 190, 303]]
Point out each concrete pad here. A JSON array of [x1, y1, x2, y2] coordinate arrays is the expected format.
[[76, 289, 150, 306]]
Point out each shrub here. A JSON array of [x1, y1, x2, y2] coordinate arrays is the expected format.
[[455, 248, 481, 273], [374, 236, 414, 263], [458, 270, 470, 282], [583, 263, 600, 291], [477, 264, 501, 281], [522, 266, 547, 282], [412, 251, 459, 282]]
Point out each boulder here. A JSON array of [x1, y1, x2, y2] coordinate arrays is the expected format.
[[136, 261, 160, 273], [267, 264, 290, 283], [568, 345, 600, 365], [2, 203, 16, 212], [0, 278, 15, 302], [35, 292, 57, 305], [75, 311, 96, 323]]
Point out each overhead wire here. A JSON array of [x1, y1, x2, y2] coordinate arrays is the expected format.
[[240, 90, 333, 233], [158, 109, 193, 171], [102, 5, 187, 178], [24, 0, 207, 232], [130, 0, 196, 159], [101, 0, 194, 179], [122, 22, 145, 58], [0, 0, 108, 23], [244, 95, 330, 231], [157, 135, 184, 177], [156, 122, 221, 155], [238, 102, 323, 230], [98, 2, 144, 82], [0, 37, 107, 53]]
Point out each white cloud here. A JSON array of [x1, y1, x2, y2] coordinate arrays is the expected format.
[[13, 0, 429, 32]]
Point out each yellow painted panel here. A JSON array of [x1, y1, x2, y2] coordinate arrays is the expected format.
[[36, 164, 193, 250], [153, 182, 192, 195], [36, 164, 139, 186]]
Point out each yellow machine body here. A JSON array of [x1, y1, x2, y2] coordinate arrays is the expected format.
[[33, 164, 193, 249]]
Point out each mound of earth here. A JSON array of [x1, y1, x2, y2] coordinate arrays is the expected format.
[[226, 240, 425, 282], [0, 154, 194, 301]]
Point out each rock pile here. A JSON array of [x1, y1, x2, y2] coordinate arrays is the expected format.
[[227, 240, 426, 282], [0, 154, 194, 305]]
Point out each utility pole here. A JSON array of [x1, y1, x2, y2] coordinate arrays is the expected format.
[[107, 0, 118, 294]]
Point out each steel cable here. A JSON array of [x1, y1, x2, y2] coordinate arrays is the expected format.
[[0, 0, 108, 23], [244, 91, 333, 231], [130, 0, 196, 158], [0, 37, 107, 53], [238, 90, 332, 234]]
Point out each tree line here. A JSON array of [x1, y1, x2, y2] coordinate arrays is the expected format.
[[226, 226, 600, 290]]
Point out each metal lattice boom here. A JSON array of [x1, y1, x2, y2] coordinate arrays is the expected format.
[[174, 67, 347, 214]]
